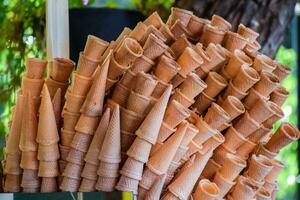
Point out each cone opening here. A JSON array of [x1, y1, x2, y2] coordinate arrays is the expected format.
[[184, 47, 203, 66], [123, 38, 143, 57], [229, 81, 248, 96], [241, 65, 260, 81], [275, 61, 292, 74], [208, 72, 227, 87], [201, 91, 216, 101], [256, 54, 276, 70], [226, 96, 245, 114], [146, 33, 168, 49], [54, 58, 75, 68], [281, 123, 300, 140], [160, 55, 181, 71], [146, 25, 167, 42], [238, 176, 257, 191], [200, 180, 220, 196], [169, 100, 190, 117], [261, 71, 280, 85], [268, 101, 284, 118], [234, 49, 253, 66]]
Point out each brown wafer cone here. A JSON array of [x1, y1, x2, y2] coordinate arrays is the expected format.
[[105, 77, 118, 92], [215, 43, 233, 65], [19, 93, 38, 152], [244, 40, 261, 58], [62, 110, 80, 132], [270, 86, 289, 107], [36, 85, 59, 145], [98, 105, 121, 163], [265, 123, 300, 153], [232, 65, 260, 93], [219, 153, 246, 181], [115, 175, 139, 193], [22, 76, 44, 97], [81, 54, 110, 116], [248, 99, 277, 124], [221, 96, 245, 121], [193, 92, 216, 114], [141, 25, 167, 45], [204, 72, 227, 98], [40, 177, 57, 192], [273, 61, 292, 82], [37, 143, 60, 161], [114, 38, 143, 67], [193, 179, 220, 200], [121, 131, 136, 153], [170, 88, 195, 108], [179, 73, 207, 100], [70, 132, 93, 153], [120, 157, 144, 180], [97, 161, 119, 178], [237, 24, 259, 43], [119, 70, 137, 89], [81, 162, 98, 180], [170, 19, 192, 40], [204, 103, 230, 130], [234, 111, 261, 137], [231, 176, 258, 200], [131, 55, 155, 74], [64, 90, 85, 113], [52, 88, 62, 129], [252, 54, 276, 73], [167, 7, 192, 27], [84, 35, 109, 60], [143, 33, 168, 60], [5, 153, 22, 174], [114, 27, 132, 49], [127, 91, 152, 114], [59, 145, 70, 161], [154, 55, 180, 83], [193, 117, 217, 146], [129, 22, 148, 43], [254, 71, 280, 97], [181, 122, 198, 147], [19, 151, 38, 171], [212, 171, 235, 198], [70, 72, 93, 96], [164, 100, 190, 128], [187, 15, 208, 40], [120, 107, 144, 133], [200, 131, 225, 154], [213, 144, 236, 166], [156, 122, 176, 143], [38, 161, 59, 177], [223, 126, 247, 151], [60, 176, 80, 192], [147, 122, 187, 175], [223, 80, 249, 100], [263, 103, 284, 128], [48, 58, 74, 83], [170, 72, 186, 89], [76, 52, 100, 77], [84, 108, 111, 165], [79, 178, 96, 192], [152, 80, 170, 100], [136, 85, 172, 144], [25, 57, 47, 79], [134, 71, 157, 96], [168, 150, 213, 200], [243, 88, 269, 109], [265, 159, 284, 183], [200, 24, 226, 47], [236, 139, 257, 160], [4, 174, 21, 192], [60, 128, 75, 147], [159, 24, 176, 44], [177, 47, 203, 77], [127, 137, 153, 163], [144, 11, 164, 28], [201, 158, 221, 180], [249, 125, 272, 143], [143, 173, 166, 200], [211, 15, 231, 31], [95, 176, 118, 192], [75, 114, 99, 135], [111, 83, 130, 108], [62, 162, 83, 179], [45, 76, 68, 98], [256, 143, 278, 159], [21, 169, 40, 188], [170, 34, 192, 59], [224, 31, 248, 52]]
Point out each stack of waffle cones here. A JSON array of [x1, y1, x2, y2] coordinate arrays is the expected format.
[[2, 7, 300, 200]]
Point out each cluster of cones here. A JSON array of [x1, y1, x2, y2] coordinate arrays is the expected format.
[[2, 6, 300, 200]]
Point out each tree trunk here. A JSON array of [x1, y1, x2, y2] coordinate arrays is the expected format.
[[175, 0, 296, 58]]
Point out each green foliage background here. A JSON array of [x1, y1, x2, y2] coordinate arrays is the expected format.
[[0, 1, 298, 199]]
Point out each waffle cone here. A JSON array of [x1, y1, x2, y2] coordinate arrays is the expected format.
[[111, 83, 130, 107], [265, 123, 300, 153], [177, 47, 203, 77], [134, 72, 157, 96], [66, 148, 85, 165], [40, 177, 57, 193], [265, 159, 285, 183], [193, 179, 220, 200], [187, 15, 207, 40], [115, 175, 139, 193], [203, 72, 227, 98], [200, 24, 226, 47], [84, 35, 109, 60], [244, 88, 269, 110], [201, 158, 221, 180], [143, 33, 168, 60], [236, 139, 257, 160], [144, 11, 163, 28], [131, 55, 155, 74], [180, 122, 198, 147], [4, 153, 21, 174], [204, 103, 230, 130], [211, 15, 231, 30], [234, 111, 261, 138], [4, 174, 21, 192], [237, 24, 259, 42], [97, 161, 119, 178], [223, 126, 247, 151], [25, 57, 47, 79], [62, 110, 80, 132], [62, 162, 83, 179], [95, 176, 117, 192], [200, 131, 225, 154], [167, 7, 192, 27], [127, 91, 152, 114], [224, 31, 248, 52], [152, 79, 169, 99], [223, 80, 249, 101], [143, 173, 166, 200], [170, 35, 192, 59], [19, 151, 38, 170], [85, 108, 111, 165], [248, 99, 277, 124], [75, 114, 99, 135], [150, 142, 164, 156], [213, 171, 236, 198], [168, 151, 213, 200], [19, 93, 38, 152], [97, 105, 121, 163], [37, 143, 60, 161], [120, 107, 144, 133], [70, 132, 93, 153], [184, 141, 201, 161], [179, 72, 207, 100], [164, 100, 190, 128], [70, 72, 93, 96], [76, 52, 100, 77], [139, 167, 161, 190], [219, 153, 246, 181], [38, 161, 59, 177], [136, 85, 172, 144], [79, 178, 96, 192], [221, 96, 245, 121], [80, 54, 110, 116], [193, 117, 217, 146], [273, 61, 292, 81], [170, 19, 191, 40], [21, 169, 40, 188], [231, 176, 257, 200], [254, 71, 280, 97], [160, 191, 180, 200], [170, 88, 195, 108], [193, 92, 215, 114], [249, 125, 272, 143], [115, 38, 142, 67], [159, 24, 175, 44], [127, 137, 152, 163], [129, 22, 147, 43], [247, 154, 273, 182], [60, 128, 75, 147], [141, 25, 167, 45], [121, 131, 136, 153], [119, 70, 136, 89], [256, 143, 278, 159], [44, 77, 68, 98], [21, 76, 44, 97], [36, 85, 59, 145], [64, 90, 85, 113], [60, 176, 80, 192], [147, 122, 187, 175], [212, 144, 236, 166], [120, 157, 144, 180], [252, 54, 276, 73], [81, 162, 98, 180], [270, 86, 289, 107], [48, 58, 74, 83]]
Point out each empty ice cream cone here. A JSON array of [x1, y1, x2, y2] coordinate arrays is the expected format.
[[76, 52, 100, 77], [203, 72, 227, 98], [181, 122, 198, 147], [144, 11, 164, 28], [70, 132, 93, 153], [105, 77, 118, 92], [129, 22, 148, 43], [48, 58, 74, 83], [254, 71, 280, 97], [224, 31, 248, 52], [187, 15, 207, 40], [249, 125, 272, 144], [213, 171, 236, 198], [61, 129, 76, 147], [81, 162, 98, 180], [120, 157, 144, 180], [256, 187, 272, 200], [143, 33, 168, 60], [121, 131, 136, 153], [270, 86, 289, 107], [120, 107, 144, 133], [59, 145, 70, 161], [111, 83, 130, 108], [25, 57, 47, 79], [159, 24, 176, 44], [200, 24, 226, 47], [84, 35, 109, 60], [193, 179, 220, 200], [223, 126, 247, 151], [201, 159, 221, 180], [179, 73, 207, 100], [204, 103, 230, 130], [127, 91, 152, 114], [38, 161, 59, 177], [221, 96, 245, 121], [272, 61, 292, 82], [45, 77, 68, 98], [62, 110, 80, 132], [244, 88, 269, 109], [248, 99, 277, 124], [131, 55, 155, 74], [164, 100, 190, 129], [193, 92, 216, 114], [219, 153, 246, 181], [170, 19, 192, 40], [154, 56, 181, 83], [265, 159, 285, 183], [70, 72, 93, 96], [200, 131, 225, 154], [213, 144, 236, 166], [19, 151, 38, 171], [22, 76, 44, 97], [236, 139, 257, 160], [234, 111, 261, 138], [237, 24, 259, 43], [170, 35, 192, 59], [231, 176, 257, 200], [193, 117, 217, 146], [37, 143, 60, 161], [232, 65, 260, 93], [167, 7, 192, 27], [75, 114, 99, 135], [127, 137, 152, 163], [170, 88, 195, 108], [256, 143, 278, 159], [119, 70, 137, 89], [252, 54, 276, 73], [263, 103, 284, 128], [134, 72, 157, 96], [141, 25, 167, 45], [211, 15, 231, 31], [157, 122, 176, 143], [40, 177, 57, 193], [79, 178, 96, 192], [177, 47, 203, 77]]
